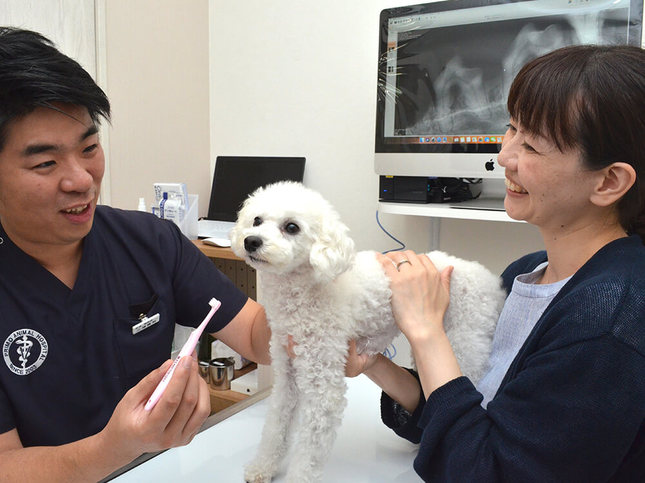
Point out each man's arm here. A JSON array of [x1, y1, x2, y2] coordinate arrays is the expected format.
[[0, 427, 131, 482], [0, 357, 210, 482], [213, 298, 272, 365]]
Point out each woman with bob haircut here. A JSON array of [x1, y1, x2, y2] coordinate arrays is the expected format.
[[348, 44, 645, 481]]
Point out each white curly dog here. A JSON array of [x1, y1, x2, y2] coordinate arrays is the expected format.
[[230, 181, 506, 483]]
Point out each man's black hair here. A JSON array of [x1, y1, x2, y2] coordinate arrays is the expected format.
[[0, 27, 111, 151]]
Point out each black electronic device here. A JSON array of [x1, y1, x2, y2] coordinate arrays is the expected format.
[[206, 156, 306, 222], [379, 176, 477, 204], [198, 156, 305, 239]]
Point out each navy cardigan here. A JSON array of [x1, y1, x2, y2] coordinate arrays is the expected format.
[[381, 235, 645, 482]]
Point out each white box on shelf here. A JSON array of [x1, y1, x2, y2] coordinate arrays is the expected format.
[[153, 182, 188, 210], [230, 369, 258, 395]]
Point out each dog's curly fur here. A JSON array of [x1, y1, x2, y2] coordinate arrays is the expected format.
[[230, 181, 506, 483]]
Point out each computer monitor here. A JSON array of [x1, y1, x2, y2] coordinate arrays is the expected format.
[[374, 0, 643, 181], [206, 156, 306, 222]]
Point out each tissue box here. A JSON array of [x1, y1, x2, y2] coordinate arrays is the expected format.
[[153, 182, 189, 210]]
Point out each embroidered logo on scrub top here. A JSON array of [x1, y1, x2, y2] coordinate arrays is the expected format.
[[3, 329, 49, 376]]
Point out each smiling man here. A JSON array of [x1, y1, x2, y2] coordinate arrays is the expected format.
[[0, 105, 103, 288], [0, 27, 270, 481]]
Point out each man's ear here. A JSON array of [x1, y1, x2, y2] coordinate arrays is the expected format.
[[590, 162, 637, 207]]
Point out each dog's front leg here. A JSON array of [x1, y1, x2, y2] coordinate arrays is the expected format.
[[244, 338, 297, 483], [285, 351, 348, 483]]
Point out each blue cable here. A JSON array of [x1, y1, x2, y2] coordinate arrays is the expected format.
[[382, 343, 397, 360], [375, 210, 406, 253], [375, 210, 404, 360]]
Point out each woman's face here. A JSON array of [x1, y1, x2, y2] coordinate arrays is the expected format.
[[497, 119, 602, 233]]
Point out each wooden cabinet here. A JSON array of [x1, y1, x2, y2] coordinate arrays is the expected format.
[[193, 240, 256, 300]]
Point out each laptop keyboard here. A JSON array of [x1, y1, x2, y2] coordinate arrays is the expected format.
[[198, 219, 235, 238], [204, 221, 234, 232]]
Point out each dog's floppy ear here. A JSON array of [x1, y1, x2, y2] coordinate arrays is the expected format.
[[309, 215, 355, 283]]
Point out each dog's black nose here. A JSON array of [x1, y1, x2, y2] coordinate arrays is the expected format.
[[244, 236, 263, 253]]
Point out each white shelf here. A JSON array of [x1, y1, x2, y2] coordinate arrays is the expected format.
[[378, 200, 522, 223]]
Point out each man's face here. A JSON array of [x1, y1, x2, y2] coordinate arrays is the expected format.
[[0, 104, 104, 251]]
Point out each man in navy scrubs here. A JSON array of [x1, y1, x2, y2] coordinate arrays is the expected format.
[[0, 27, 271, 480]]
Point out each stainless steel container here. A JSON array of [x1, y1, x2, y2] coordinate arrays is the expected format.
[[209, 357, 235, 390], [198, 360, 210, 384]]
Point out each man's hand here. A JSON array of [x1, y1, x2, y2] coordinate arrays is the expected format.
[[285, 334, 298, 358], [345, 340, 379, 377], [99, 356, 211, 463], [285, 336, 377, 378]]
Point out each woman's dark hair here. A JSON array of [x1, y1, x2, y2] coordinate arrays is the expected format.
[[507, 44, 645, 242], [0, 27, 111, 151]]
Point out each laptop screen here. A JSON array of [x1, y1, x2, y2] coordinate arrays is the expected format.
[[207, 156, 306, 221]]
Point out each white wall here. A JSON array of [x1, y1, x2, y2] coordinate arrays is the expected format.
[[102, 0, 212, 216], [0, 0, 96, 75], [209, 0, 543, 274]]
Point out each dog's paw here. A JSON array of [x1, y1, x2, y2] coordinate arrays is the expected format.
[[244, 460, 275, 483]]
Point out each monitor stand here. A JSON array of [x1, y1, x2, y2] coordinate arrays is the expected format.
[[452, 179, 506, 211]]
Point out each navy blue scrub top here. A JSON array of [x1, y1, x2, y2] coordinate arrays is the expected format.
[[0, 206, 248, 447]]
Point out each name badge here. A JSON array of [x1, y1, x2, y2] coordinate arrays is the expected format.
[[132, 313, 160, 335]]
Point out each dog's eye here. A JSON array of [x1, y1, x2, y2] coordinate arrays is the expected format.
[[284, 222, 300, 235], [253, 217, 263, 227]]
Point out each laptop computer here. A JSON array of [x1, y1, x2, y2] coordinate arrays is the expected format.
[[198, 156, 306, 240]]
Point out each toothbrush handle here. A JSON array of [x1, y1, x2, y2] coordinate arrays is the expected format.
[[144, 299, 221, 411], [145, 327, 203, 411], [144, 357, 184, 411]]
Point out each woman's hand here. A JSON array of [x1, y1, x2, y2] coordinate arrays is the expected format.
[[379, 250, 463, 396], [377, 250, 453, 344], [346, 340, 422, 412]]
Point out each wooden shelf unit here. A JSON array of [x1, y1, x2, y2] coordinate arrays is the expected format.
[[207, 363, 257, 414], [193, 240, 257, 300], [193, 240, 242, 260]]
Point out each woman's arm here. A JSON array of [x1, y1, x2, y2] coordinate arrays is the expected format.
[[346, 342, 421, 413], [378, 251, 462, 397], [345, 250, 460, 415]]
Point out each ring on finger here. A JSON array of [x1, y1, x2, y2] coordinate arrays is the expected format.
[[396, 259, 411, 270]]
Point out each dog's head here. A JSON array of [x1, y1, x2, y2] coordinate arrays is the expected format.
[[230, 181, 355, 283]]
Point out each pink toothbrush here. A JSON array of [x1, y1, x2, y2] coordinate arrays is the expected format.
[[145, 297, 221, 411]]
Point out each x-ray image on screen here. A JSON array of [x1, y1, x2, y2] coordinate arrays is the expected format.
[[390, 9, 630, 139]]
